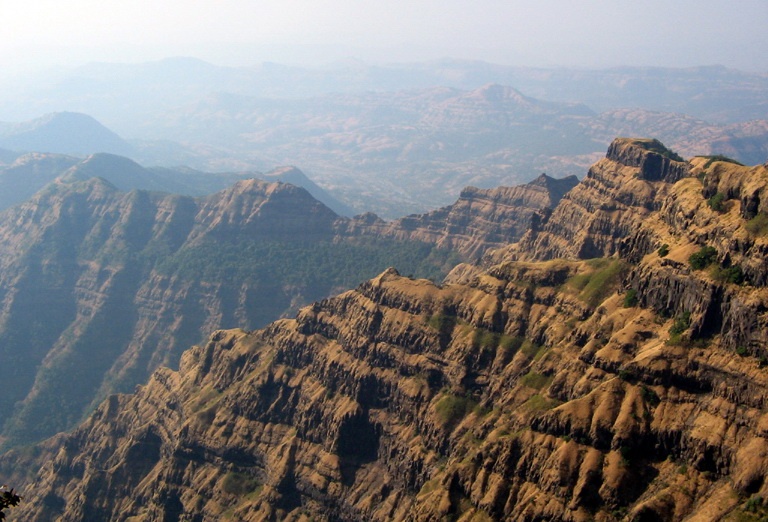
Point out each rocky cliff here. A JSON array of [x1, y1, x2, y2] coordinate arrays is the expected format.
[[0, 162, 565, 448], [2, 138, 768, 521], [344, 173, 578, 259]]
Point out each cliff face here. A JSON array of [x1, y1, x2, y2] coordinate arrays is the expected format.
[[0, 177, 345, 446], [345, 173, 578, 259], [0, 163, 567, 447], [501, 138, 689, 262], [3, 138, 768, 521]]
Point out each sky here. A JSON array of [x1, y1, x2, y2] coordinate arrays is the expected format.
[[1, 0, 767, 73]]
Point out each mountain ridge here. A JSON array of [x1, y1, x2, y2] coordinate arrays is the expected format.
[[0, 163, 567, 447], [2, 138, 768, 520]]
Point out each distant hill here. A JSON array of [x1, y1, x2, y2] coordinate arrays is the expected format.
[[0, 152, 266, 211], [0, 112, 135, 156], [3, 58, 767, 125], [134, 83, 767, 217], [264, 166, 357, 217]]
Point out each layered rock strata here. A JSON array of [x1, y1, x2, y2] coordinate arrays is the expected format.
[[2, 139, 768, 520]]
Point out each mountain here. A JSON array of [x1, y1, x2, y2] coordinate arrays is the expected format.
[[131, 83, 767, 218], [4, 68, 765, 218], [3, 58, 767, 127], [136, 84, 598, 217], [3, 138, 768, 520], [0, 112, 135, 156], [0, 152, 267, 212], [0, 152, 81, 209], [0, 164, 566, 448], [348, 173, 579, 259], [264, 166, 356, 217]]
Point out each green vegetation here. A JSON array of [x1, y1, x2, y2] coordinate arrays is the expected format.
[[732, 495, 768, 522], [636, 139, 685, 162], [520, 339, 543, 358], [669, 312, 691, 336], [623, 289, 638, 308], [667, 311, 691, 345], [434, 393, 477, 429], [640, 385, 660, 407], [746, 213, 768, 237], [471, 328, 497, 349], [687, 245, 745, 284], [657, 244, 670, 257], [472, 330, 522, 354], [221, 472, 261, 496], [522, 394, 561, 413], [688, 246, 718, 270], [567, 258, 627, 308], [521, 371, 553, 390], [427, 313, 459, 332], [417, 478, 441, 497], [708, 192, 727, 212], [702, 154, 744, 169], [157, 237, 459, 289], [711, 264, 745, 285]]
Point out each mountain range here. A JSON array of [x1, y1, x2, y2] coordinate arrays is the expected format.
[[0, 152, 573, 448], [1, 138, 767, 520], [3, 80, 766, 218]]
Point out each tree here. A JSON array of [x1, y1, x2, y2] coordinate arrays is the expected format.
[[0, 486, 21, 520]]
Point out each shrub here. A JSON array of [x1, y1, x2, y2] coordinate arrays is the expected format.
[[702, 154, 744, 169], [222, 472, 260, 496], [637, 139, 685, 162], [744, 495, 764, 513], [640, 385, 660, 407], [669, 311, 691, 336], [520, 339, 543, 358], [707, 192, 726, 212], [434, 393, 477, 429], [746, 213, 768, 236], [623, 288, 638, 308], [711, 264, 744, 285], [657, 244, 670, 257], [0, 487, 22, 520], [472, 329, 499, 350], [521, 371, 552, 390], [689, 246, 718, 270]]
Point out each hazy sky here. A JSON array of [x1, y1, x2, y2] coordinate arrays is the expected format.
[[2, 0, 767, 72]]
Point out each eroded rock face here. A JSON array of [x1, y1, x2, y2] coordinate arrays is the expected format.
[[345, 173, 578, 259], [0, 167, 571, 447], [4, 138, 768, 521], [496, 138, 687, 263]]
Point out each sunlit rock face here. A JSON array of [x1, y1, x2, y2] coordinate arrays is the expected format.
[[4, 138, 768, 521]]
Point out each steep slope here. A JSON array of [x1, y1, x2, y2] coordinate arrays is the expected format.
[[0, 152, 80, 209], [499, 138, 690, 262], [0, 165, 567, 447], [0, 112, 135, 157], [0, 176, 448, 447], [3, 139, 768, 520], [348, 173, 578, 259], [264, 166, 357, 217], [0, 152, 264, 212]]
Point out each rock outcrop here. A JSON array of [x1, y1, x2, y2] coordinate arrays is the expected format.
[[344, 173, 578, 259]]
